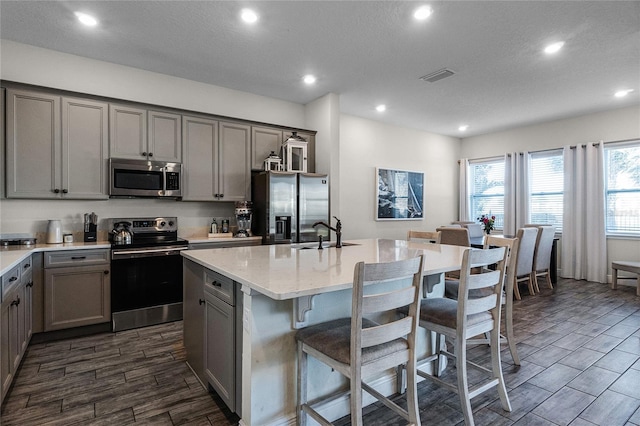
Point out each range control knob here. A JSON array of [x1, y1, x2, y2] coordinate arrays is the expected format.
[[160, 221, 166, 227], [169, 221, 174, 227]]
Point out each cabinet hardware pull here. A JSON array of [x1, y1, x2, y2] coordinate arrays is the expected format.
[[11, 296, 20, 307], [71, 256, 87, 260], [148, 152, 153, 157], [104, 270, 109, 275], [142, 152, 147, 156], [24, 263, 30, 269], [62, 189, 68, 194], [9, 276, 17, 282], [212, 281, 222, 287], [54, 188, 60, 193], [199, 299, 205, 305], [27, 281, 33, 288], [219, 194, 224, 198]]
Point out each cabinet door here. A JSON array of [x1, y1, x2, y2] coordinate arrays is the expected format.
[[183, 260, 206, 386], [251, 126, 283, 171], [149, 110, 182, 162], [182, 115, 218, 201], [22, 268, 33, 348], [204, 290, 235, 411], [44, 264, 111, 331], [6, 89, 61, 198], [62, 97, 109, 199], [1, 295, 13, 401], [219, 122, 250, 202], [109, 104, 147, 159], [1, 286, 21, 400]]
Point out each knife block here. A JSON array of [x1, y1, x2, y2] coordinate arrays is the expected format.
[[84, 224, 97, 242]]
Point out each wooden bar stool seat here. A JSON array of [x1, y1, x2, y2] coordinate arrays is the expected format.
[[611, 261, 640, 296]]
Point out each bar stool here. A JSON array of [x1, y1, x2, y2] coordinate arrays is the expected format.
[[296, 255, 424, 426]]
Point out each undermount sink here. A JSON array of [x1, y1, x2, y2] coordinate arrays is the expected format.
[[292, 242, 360, 250]]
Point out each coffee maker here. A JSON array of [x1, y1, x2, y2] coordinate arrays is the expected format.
[[235, 201, 253, 237]]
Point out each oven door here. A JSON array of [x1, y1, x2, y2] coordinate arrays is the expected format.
[[110, 247, 186, 331]]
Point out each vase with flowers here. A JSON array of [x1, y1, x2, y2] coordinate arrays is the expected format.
[[477, 214, 496, 234]]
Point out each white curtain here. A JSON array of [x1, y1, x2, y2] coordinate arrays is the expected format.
[[503, 152, 529, 236], [459, 158, 470, 221], [561, 143, 607, 283]]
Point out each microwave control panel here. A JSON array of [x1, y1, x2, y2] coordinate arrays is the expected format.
[[166, 172, 180, 190]]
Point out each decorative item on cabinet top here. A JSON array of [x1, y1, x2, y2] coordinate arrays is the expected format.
[[281, 132, 308, 173], [263, 151, 283, 171]]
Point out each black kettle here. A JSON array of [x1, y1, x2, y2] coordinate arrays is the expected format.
[[111, 221, 133, 245]]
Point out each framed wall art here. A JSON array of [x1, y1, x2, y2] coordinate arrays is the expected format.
[[376, 168, 424, 220]]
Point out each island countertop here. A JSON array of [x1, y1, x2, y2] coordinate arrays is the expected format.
[[181, 238, 470, 300]]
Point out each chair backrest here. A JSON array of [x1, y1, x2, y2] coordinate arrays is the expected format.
[[407, 230, 441, 244], [451, 221, 475, 225], [484, 235, 520, 301], [351, 256, 424, 367], [515, 227, 538, 277], [463, 223, 484, 238], [524, 225, 555, 271], [457, 247, 508, 336], [436, 227, 470, 247]]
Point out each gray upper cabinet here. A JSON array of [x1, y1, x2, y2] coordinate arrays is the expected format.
[[182, 117, 250, 202], [251, 126, 283, 171], [6, 90, 108, 199], [109, 105, 181, 162], [218, 121, 251, 202], [62, 97, 109, 199], [182, 115, 218, 201]]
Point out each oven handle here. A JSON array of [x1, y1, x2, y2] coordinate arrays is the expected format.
[[112, 246, 188, 260]]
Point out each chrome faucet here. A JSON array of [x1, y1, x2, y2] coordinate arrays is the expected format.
[[312, 216, 342, 248]]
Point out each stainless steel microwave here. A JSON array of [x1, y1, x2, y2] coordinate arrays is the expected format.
[[109, 158, 182, 198]]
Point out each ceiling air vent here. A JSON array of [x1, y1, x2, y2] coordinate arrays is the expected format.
[[420, 68, 455, 83]]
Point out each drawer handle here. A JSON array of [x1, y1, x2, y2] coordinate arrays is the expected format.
[[9, 276, 17, 282], [26, 281, 33, 288], [71, 256, 87, 260], [24, 263, 31, 269], [212, 281, 222, 287], [11, 296, 20, 307], [199, 299, 205, 305], [104, 270, 109, 275]]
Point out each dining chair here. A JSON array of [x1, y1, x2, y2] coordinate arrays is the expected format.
[[436, 227, 470, 247], [401, 247, 511, 426], [513, 227, 538, 300], [524, 224, 555, 292], [407, 230, 441, 244], [296, 255, 424, 426], [445, 234, 521, 365]]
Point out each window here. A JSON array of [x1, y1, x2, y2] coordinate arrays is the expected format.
[[605, 141, 640, 234], [528, 150, 564, 232], [469, 158, 505, 229]]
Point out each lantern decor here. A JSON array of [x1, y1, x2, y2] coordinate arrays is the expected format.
[[281, 132, 308, 172], [263, 151, 283, 171]]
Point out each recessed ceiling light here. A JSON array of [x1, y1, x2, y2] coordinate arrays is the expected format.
[[303, 75, 316, 85], [614, 89, 634, 98], [413, 5, 433, 20], [544, 41, 565, 54], [74, 12, 98, 27], [458, 125, 469, 132], [376, 105, 386, 112], [241, 8, 258, 24]]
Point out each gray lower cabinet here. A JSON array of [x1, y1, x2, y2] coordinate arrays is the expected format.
[[5, 88, 109, 199], [43, 249, 110, 331], [1, 256, 33, 404], [183, 259, 242, 415]]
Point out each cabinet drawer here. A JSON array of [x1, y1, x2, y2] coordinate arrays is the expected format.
[[1, 265, 21, 301], [204, 270, 234, 306], [20, 256, 33, 275], [44, 249, 109, 268]]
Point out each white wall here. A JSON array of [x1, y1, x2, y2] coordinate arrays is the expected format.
[[461, 106, 640, 280], [339, 114, 461, 240]]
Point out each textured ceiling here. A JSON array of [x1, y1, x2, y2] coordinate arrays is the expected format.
[[1, 1, 639, 137]]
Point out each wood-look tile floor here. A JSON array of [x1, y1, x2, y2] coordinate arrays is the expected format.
[[0, 321, 239, 426], [1, 279, 639, 426]]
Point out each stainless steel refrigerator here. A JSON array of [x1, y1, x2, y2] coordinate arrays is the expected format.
[[252, 171, 329, 244]]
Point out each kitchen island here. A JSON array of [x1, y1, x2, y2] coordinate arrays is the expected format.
[[182, 238, 469, 426]]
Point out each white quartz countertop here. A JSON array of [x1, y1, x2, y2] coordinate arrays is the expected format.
[[181, 238, 470, 300], [186, 236, 262, 244], [0, 241, 111, 276]]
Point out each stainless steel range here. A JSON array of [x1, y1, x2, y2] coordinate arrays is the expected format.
[[108, 217, 188, 332]]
